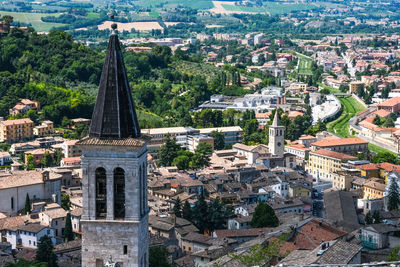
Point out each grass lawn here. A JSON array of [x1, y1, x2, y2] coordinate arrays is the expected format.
[[0, 11, 66, 32], [134, 0, 213, 9], [368, 143, 397, 156], [317, 82, 341, 94], [86, 12, 101, 19], [149, 11, 160, 17], [327, 96, 366, 137], [298, 58, 313, 75]]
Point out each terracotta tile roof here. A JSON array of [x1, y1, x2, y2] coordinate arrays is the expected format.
[[299, 135, 316, 140], [255, 112, 272, 119], [294, 218, 347, 250], [0, 215, 31, 231], [311, 137, 368, 147], [25, 148, 54, 156], [0, 171, 62, 189], [377, 97, 400, 107], [357, 163, 379, 170], [61, 157, 81, 163], [42, 208, 67, 219], [286, 144, 310, 151], [311, 149, 357, 161], [288, 111, 304, 118], [70, 208, 82, 217], [378, 162, 400, 172], [214, 227, 273, 238], [1, 118, 33, 126], [364, 180, 386, 191], [372, 109, 391, 118]]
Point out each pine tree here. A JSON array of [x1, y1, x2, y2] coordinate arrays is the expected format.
[[193, 194, 208, 233], [24, 193, 30, 215], [250, 202, 279, 228], [158, 134, 180, 166], [372, 210, 382, 224], [365, 211, 373, 224], [182, 200, 193, 221], [36, 235, 58, 267], [173, 197, 182, 218], [388, 178, 400, 211], [63, 213, 73, 241]]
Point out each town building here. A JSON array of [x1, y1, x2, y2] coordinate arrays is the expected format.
[[310, 137, 369, 155], [377, 97, 400, 113], [62, 140, 82, 158], [78, 31, 149, 266], [0, 152, 12, 166], [0, 170, 62, 216], [307, 149, 357, 181], [0, 118, 34, 143], [24, 148, 54, 164], [33, 120, 54, 137]]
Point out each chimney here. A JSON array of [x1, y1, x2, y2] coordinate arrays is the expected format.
[[171, 213, 176, 225]]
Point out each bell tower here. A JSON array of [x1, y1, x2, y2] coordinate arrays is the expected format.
[[78, 28, 150, 267], [268, 110, 285, 157]]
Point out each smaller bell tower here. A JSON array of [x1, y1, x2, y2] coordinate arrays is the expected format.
[[268, 110, 285, 157]]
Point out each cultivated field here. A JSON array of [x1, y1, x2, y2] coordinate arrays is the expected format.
[[0, 11, 66, 32], [98, 21, 163, 32], [210, 1, 259, 14]]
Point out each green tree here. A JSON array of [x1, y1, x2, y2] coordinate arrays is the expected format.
[[26, 154, 35, 170], [182, 200, 193, 222], [6, 259, 47, 267], [388, 246, 399, 262], [211, 130, 225, 150], [63, 213, 73, 241], [1, 15, 13, 25], [173, 197, 182, 218], [40, 151, 53, 167], [388, 179, 400, 211], [371, 152, 399, 164], [372, 210, 382, 224], [172, 155, 190, 170], [158, 134, 180, 166], [365, 211, 373, 224], [36, 235, 57, 267], [193, 194, 209, 233], [250, 202, 279, 228], [149, 246, 171, 267], [383, 117, 395, 128], [24, 193, 30, 215], [373, 115, 381, 126], [61, 194, 71, 210], [208, 197, 229, 232], [229, 239, 283, 267], [191, 142, 212, 169]]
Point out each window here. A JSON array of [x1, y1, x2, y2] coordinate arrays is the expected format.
[[114, 168, 126, 219], [123, 245, 128, 255], [95, 168, 107, 218], [11, 197, 14, 210]]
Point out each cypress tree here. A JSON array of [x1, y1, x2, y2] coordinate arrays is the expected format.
[[24, 193, 31, 215], [182, 200, 192, 221], [36, 235, 58, 267], [173, 197, 182, 218], [63, 213, 73, 241]]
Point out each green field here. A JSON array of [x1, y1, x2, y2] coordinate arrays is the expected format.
[[0, 11, 66, 32], [327, 96, 366, 138], [222, 4, 266, 13], [134, 0, 213, 10], [317, 82, 341, 93], [298, 58, 313, 75], [263, 2, 316, 15]]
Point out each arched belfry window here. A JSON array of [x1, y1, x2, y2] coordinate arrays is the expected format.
[[95, 168, 107, 219], [114, 167, 125, 219]]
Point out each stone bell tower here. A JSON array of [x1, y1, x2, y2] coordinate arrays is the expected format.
[[78, 28, 150, 267], [268, 110, 285, 157]]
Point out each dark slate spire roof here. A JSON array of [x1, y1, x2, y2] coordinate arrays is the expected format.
[[89, 33, 141, 139]]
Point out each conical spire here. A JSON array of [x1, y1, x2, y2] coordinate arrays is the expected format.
[[272, 109, 280, 127], [89, 33, 140, 139]]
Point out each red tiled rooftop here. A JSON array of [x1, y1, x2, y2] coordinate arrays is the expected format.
[[357, 164, 379, 170], [377, 97, 400, 107], [372, 109, 391, 118], [311, 137, 368, 147], [311, 149, 357, 161]]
